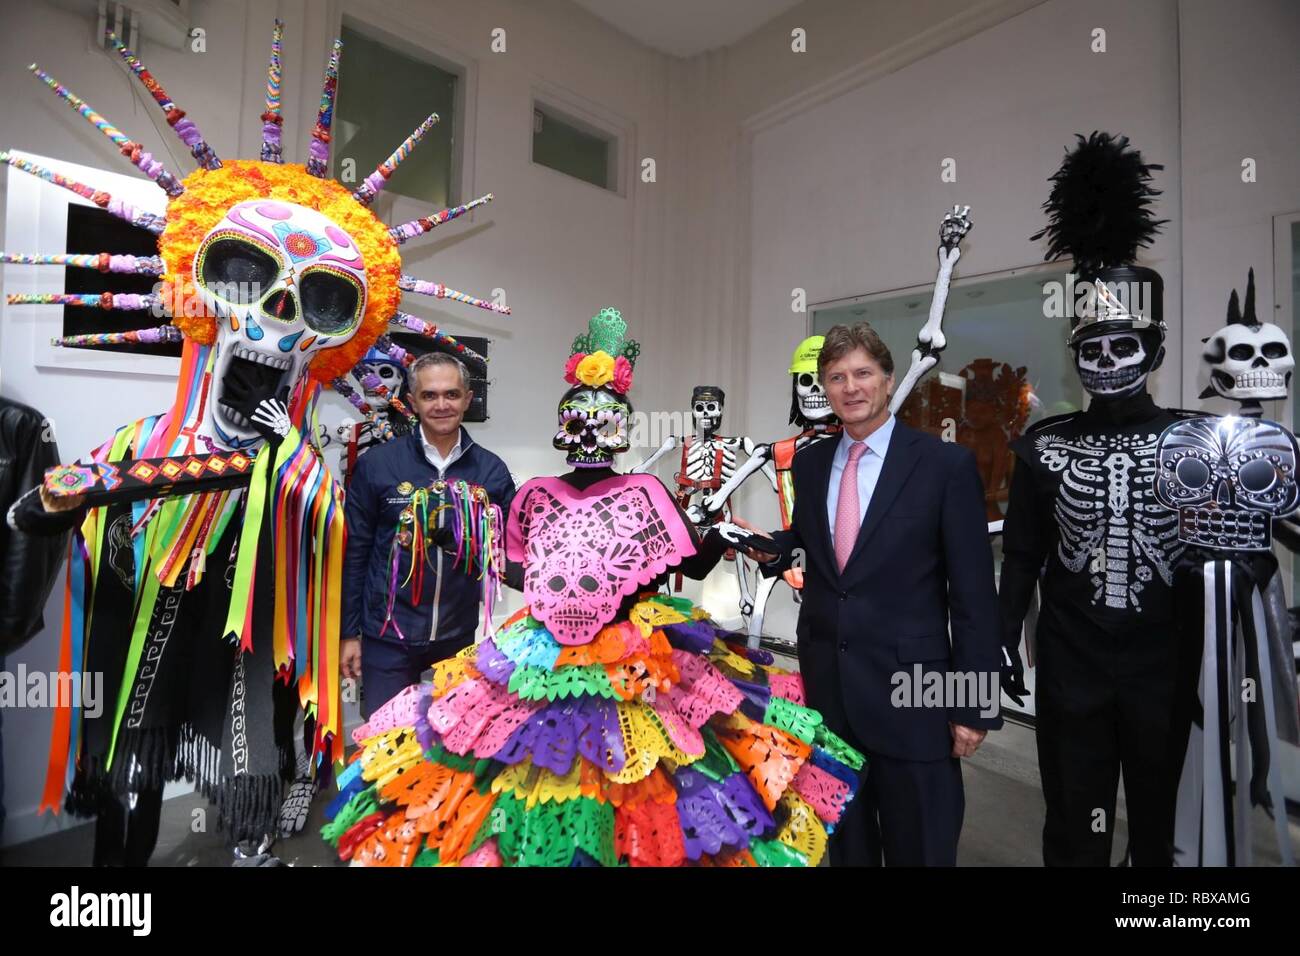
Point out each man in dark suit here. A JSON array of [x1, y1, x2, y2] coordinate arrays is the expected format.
[[741, 322, 1002, 865]]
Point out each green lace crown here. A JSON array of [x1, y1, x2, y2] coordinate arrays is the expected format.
[[570, 307, 641, 366]]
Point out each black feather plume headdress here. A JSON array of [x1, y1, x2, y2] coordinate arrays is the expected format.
[[1033, 132, 1169, 345], [1032, 131, 1167, 277]]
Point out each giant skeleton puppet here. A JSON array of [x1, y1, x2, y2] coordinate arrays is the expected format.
[[632, 385, 767, 594], [1155, 269, 1299, 866], [702, 206, 973, 645], [3, 24, 507, 863], [339, 346, 415, 481], [998, 132, 1190, 866]]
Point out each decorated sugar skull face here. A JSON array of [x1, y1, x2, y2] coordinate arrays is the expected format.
[[554, 386, 631, 467], [357, 351, 407, 401], [194, 199, 368, 449], [1202, 322, 1293, 404], [1155, 416, 1300, 550], [691, 386, 724, 437], [792, 372, 834, 424], [1072, 330, 1161, 398]]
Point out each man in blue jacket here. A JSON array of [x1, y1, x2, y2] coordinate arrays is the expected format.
[[341, 352, 515, 717]]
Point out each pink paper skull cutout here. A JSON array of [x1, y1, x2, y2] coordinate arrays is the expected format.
[[507, 474, 696, 645]]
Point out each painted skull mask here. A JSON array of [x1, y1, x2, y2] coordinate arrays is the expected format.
[[194, 199, 368, 449], [554, 385, 632, 467], [790, 372, 834, 425], [1072, 329, 1162, 398], [1155, 416, 1300, 550], [357, 349, 407, 402], [1201, 321, 1294, 403], [691, 386, 724, 438]]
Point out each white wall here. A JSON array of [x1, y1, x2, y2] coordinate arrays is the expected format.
[[1178, 0, 1300, 415]]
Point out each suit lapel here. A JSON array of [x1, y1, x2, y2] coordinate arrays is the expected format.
[[840, 422, 922, 580], [800, 434, 842, 574]]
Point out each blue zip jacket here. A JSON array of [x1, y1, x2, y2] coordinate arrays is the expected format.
[[343, 427, 515, 645]]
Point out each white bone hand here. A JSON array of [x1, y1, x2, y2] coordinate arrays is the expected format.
[[251, 399, 292, 439], [939, 204, 973, 251], [712, 521, 750, 545]]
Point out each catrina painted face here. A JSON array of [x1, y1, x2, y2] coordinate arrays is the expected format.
[[554, 385, 632, 467]]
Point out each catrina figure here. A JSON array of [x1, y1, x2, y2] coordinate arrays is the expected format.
[[321, 308, 867, 867]]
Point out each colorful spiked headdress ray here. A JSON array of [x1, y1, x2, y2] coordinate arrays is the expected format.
[[5, 21, 511, 794], [3, 20, 509, 448]]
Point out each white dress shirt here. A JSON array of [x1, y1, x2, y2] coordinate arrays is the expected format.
[[826, 414, 896, 548], [420, 427, 465, 476]]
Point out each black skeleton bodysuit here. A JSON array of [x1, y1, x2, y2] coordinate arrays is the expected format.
[[999, 390, 1191, 866]]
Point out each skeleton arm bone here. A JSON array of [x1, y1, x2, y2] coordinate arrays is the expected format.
[[889, 205, 971, 415], [702, 443, 771, 515], [742, 436, 780, 492], [630, 434, 679, 474]]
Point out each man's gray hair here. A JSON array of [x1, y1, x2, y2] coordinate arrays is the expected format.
[[408, 351, 471, 391]]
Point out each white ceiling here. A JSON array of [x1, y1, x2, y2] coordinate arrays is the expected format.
[[570, 0, 805, 58]]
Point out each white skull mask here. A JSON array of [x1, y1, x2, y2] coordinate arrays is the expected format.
[[692, 398, 722, 436], [1074, 332, 1150, 397], [1155, 416, 1300, 550], [194, 200, 368, 449], [1201, 322, 1294, 403], [794, 372, 834, 422], [358, 358, 406, 401]]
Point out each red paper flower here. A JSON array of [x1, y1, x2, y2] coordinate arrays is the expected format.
[[563, 352, 585, 385], [613, 355, 634, 393]]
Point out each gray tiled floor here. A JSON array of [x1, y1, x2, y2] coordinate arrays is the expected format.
[[2, 718, 1293, 866]]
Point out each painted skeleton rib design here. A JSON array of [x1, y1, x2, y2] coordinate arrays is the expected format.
[[683, 436, 740, 485], [1036, 431, 1180, 610]]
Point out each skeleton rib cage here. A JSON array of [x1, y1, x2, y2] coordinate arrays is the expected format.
[[1037, 431, 1180, 611]]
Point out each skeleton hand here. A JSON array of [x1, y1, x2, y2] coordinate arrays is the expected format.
[[713, 519, 778, 563], [685, 503, 706, 525], [701, 490, 726, 516], [713, 521, 749, 546], [938, 204, 972, 264], [250, 398, 292, 443]]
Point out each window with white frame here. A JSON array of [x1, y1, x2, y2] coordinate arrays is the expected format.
[[531, 100, 619, 193], [333, 22, 460, 208]]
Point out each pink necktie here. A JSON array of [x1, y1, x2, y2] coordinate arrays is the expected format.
[[835, 442, 868, 572]]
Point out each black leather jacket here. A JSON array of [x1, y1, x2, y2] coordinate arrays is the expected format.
[[0, 398, 66, 653]]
